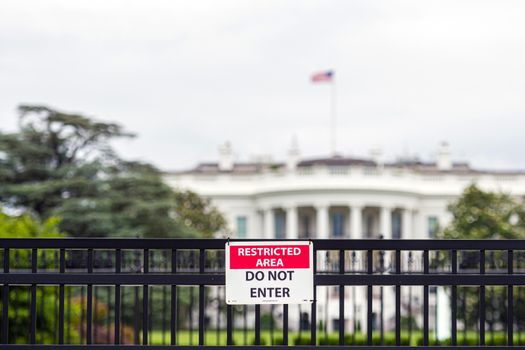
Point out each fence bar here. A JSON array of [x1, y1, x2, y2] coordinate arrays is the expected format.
[[199, 249, 205, 346], [243, 305, 247, 345], [4, 237, 525, 250], [2, 248, 9, 344], [80, 285, 85, 343], [8, 346, 525, 350], [367, 249, 373, 346], [115, 249, 121, 344], [4, 272, 525, 286], [395, 250, 401, 346], [87, 249, 93, 344], [339, 249, 345, 345], [480, 249, 485, 345], [215, 287, 220, 346], [310, 249, 317, 346], [105, 286, 110, 344], [452, 249, 458, 346], [314, 273, 525, 286], [171, 249, 177, 345], [423, 250, 429, 346], [188, 288, 195, 345], [255, 304, 261, 345], [283, 304, 289, 345], [30, 248, 37, 344], [143, 249, 149, 345], [59, 249, 65, 344], [148, 286, 152, 343], [226, 305, 233, 345], [162, 272, 168, 345], [7, 345, 525, 350], [508, 250, 514, 346]]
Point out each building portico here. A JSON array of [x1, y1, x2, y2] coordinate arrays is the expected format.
[[257, 202, 416, 240]]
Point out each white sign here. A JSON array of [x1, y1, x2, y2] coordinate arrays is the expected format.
[[225, 241, 313, 305]]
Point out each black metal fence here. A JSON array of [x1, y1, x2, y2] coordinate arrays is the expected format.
[[1, 238, 525, 349]]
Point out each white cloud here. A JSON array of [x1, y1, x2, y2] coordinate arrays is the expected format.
[[0, 0, 524, 170]]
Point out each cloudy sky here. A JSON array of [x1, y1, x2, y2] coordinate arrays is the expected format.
[[1, 0, 524, 171]]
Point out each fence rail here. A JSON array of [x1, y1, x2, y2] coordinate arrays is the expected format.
[[1, 238, 525, 348]]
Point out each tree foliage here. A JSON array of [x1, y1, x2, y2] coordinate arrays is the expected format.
[[442, 184, 525, 239], [173, 190, 227, 238], [0, 105, 226, 237], [0, 211, 63, 238], [0, 212, 76, 344], [441, 184, 525, 331]]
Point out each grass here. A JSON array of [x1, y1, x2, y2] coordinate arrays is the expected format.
[[147, 330, 525, 346], [149, 330, 287, 346]]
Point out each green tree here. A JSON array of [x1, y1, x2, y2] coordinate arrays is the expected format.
[[0, 105, 226, 237], [441, 184, 525, 333], [441, 184, 525, 239], [0, 212, 81, 344], [0, 211, 63, 239], [173, 190, 227, 238]]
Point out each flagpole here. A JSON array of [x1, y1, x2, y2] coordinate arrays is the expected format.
[[330, 74, 337, 156], [311, 70, 337, 156]]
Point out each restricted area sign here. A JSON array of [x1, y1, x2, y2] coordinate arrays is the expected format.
[[225, 241, 313, 305]]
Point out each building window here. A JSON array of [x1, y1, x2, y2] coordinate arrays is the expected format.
[[428, 216, 439, 238], [275, 212, 286, 239], [331, 212, 345, 237], [392, 212, 401, 239], [236, 216, 247, 238]]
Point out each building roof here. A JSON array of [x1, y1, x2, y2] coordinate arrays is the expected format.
[[298, 156, 376, 167], [166, 155, 525, 176], [175, 162, 285, 175]]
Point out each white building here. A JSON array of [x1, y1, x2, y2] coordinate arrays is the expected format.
[[165, 142, 525, 335], [166, 142, 525, 242]]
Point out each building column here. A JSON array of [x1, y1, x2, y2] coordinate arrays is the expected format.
[[255, 210, 264, 238], [264, 208, 274, 239], [380, 207, 392, 239], [286, 206, 298, 239], [316, 204, 329, 239], [402, 208, 412, 239], [350, 206, 362, 239]]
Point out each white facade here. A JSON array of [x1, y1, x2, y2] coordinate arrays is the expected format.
[[165, 157, 525, 242], [165, 147, 525, 334]]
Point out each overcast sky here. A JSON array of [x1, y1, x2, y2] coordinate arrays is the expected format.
[[1, 0, 524, 171]]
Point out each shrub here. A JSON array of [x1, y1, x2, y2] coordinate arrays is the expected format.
[[319, 335, 338, 345], [344, 333, 367, 345], [250, 336, 267, 345], [272, 336, 284, 345], [293, 335, 312, 345]]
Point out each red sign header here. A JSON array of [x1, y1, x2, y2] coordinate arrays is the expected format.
[[229, 244, 310, 269]]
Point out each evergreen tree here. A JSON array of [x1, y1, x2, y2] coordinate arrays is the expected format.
[[0, 105, 225, 237]]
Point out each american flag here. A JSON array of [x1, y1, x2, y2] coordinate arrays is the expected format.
[[311, 70, 334, 83]]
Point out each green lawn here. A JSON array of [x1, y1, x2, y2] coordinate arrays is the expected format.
[[149, 330, 288, 346], [148, 330, 525, 346]]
